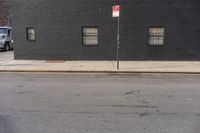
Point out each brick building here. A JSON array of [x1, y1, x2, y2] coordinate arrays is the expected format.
[[11, 0, 200, 60], [0, 0, 10, 26]]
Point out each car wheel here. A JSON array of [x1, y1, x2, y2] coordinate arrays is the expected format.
[[4, 44, 10, 51]]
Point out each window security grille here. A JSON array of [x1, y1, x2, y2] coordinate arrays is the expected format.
[[82, 27, 98, 46], [148, 27, 164, 46]]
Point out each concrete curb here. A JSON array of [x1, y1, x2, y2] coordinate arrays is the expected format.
[[0, 69, 200, 74], [2, 52, 200, 74]]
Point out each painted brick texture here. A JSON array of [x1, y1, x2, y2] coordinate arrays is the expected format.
[[0, 0, 10, 26], [11, 0, 200, 60]]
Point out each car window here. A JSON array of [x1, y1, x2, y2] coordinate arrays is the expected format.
[[0, 28, 7, 34], [7, 29, 11, 37]]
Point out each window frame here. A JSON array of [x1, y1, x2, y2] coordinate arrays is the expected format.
[[7, 29, 11, 37], [26, 27, 36, 41], [82, 26, 99, 47], [148, 26, 165, 47]]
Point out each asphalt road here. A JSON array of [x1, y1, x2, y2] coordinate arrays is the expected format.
[[0, 73, 200, 133]]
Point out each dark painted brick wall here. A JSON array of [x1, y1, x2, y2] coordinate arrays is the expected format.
[[0, 0, 10, 26], [11, 0, 200, 60]]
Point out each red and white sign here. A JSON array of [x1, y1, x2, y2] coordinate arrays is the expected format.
[[112, 5, 120, 17]]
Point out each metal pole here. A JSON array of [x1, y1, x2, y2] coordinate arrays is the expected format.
[[117, 9, 120, 69]]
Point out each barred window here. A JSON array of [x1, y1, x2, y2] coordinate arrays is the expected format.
[[82, 27, 98, 46], [148, 27, 164, 46]]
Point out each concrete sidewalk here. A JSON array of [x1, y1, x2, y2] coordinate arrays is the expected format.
[[1, 51, 200, 73]]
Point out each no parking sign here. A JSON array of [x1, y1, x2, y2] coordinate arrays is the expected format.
[[112, 5, 121, 69], [112, 5, 120, 17]]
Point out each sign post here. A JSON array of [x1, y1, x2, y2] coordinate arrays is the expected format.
[[112, 5, 120, 69]]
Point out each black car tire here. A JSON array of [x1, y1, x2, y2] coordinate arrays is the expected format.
[[4, 43, 10, 51]]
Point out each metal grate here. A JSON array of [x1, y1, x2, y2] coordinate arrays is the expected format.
[[148, 27, 164, 46], [82, 27, 98, 46]]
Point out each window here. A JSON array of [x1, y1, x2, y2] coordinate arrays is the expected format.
[[148, 27, 164, 46], [0, 28, 7, 34], [27, 27, 35, 41], [82, 27, 98, 46], [7, 29, 11, 37]]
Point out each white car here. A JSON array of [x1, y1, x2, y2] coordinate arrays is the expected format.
[[0, 27, 13, 51]]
